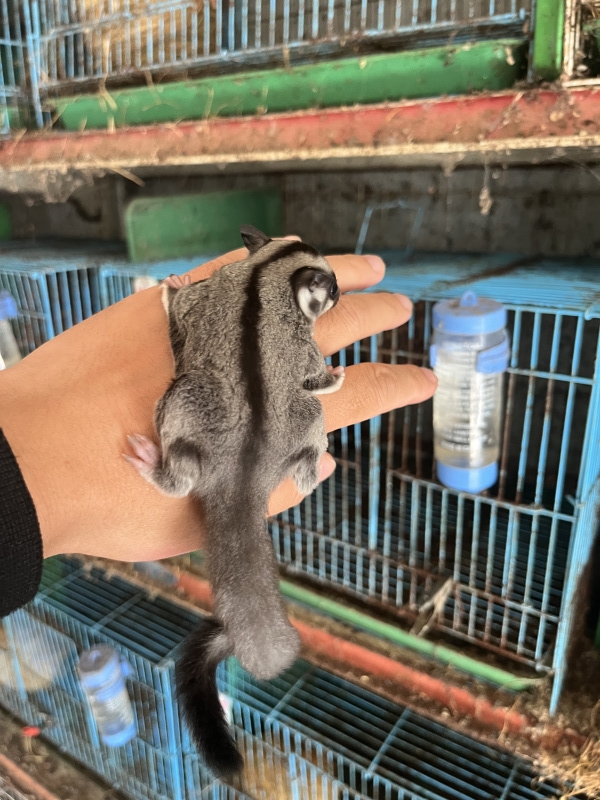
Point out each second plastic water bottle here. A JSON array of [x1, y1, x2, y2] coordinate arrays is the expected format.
[[78, 645, 136, 747]]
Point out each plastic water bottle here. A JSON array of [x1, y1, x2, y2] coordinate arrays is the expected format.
[[430, 291, 509, 494], [0, 291, 22, 369], [78, 645, 136, 747]]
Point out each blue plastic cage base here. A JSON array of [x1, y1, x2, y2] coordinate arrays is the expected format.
[[0, 558, 566, 800]]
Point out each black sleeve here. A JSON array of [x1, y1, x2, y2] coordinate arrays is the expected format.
[[0, 428, 43, 617]]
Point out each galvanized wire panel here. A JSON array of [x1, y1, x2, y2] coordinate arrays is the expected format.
[[30, 0, 531, 91], [1, 559, 563, 800]]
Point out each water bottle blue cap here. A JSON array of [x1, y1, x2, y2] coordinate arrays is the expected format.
[[101, 721, 137, 747], [433, 291, 507, 335], [436, 461, 498, 494], [78, 645, 121, 689]]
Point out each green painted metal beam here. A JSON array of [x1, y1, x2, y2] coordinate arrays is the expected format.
[[51, 39, 527, 132], [531, 0, 564, 81], [281, 580, 542, 691]]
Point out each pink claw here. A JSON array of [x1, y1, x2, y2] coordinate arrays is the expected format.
[[124, 434, 160, 478], [162, 274, 191, 290], [327, 365, 345, 377]]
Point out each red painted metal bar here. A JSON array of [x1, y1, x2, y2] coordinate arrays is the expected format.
[[1, 88, 600, 175], [0, 753, 62, 800]]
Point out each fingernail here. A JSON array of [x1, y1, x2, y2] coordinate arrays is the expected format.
[[284, 234, 302, 241], [395, 294, 413, 312], [318, 453, 337, 482], [365, 255, 385, 274], [421, 367, 438, 384]]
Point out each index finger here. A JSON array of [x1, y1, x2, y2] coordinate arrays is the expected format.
[[326, 254, 385, 293]]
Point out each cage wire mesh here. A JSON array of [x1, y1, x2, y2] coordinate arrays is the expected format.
[[0, 557, 564, 800], [0, 776, 34, 800], [563, 0, 600, 80], [0, 242, 127, 353], [99, 255, 217, 308], [0, 0, 40, 133], [270, 253, 600, 716], [0, 243, 211, 355], [27, 0, 532, 98]]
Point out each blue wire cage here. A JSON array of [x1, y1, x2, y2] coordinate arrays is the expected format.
[[0, 242, 127, 352], [1, 0, 28, 133], [99, 256, 218, 308], [1, 246, 599, 717], [0, 557, 564, 800], [270, 253, 600, 716], [26, 0, 532, 99], [0, 242, 210, 353]]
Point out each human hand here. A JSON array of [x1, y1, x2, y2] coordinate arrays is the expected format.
[[0, 243, 436, 562]]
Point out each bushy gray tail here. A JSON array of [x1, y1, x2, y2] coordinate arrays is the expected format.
[[177, 489, 300, 777], [175, 618, 243, 779]]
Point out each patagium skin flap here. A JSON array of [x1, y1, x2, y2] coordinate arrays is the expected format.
[[124, 226, 344, 778]]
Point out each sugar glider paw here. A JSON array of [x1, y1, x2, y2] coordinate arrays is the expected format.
[[162, 274, 191, 290], [124, 434, 160, 479]]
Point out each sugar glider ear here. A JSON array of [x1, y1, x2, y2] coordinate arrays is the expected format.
[[240, 225, 272, 254]]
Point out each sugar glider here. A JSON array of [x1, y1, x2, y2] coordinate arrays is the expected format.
[[125, 226, 344, 778]]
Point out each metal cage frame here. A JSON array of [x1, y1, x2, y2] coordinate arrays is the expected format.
[[0, 0, 42, 133], [0, 242, 200, 353], [270, 253, 600, 715], [98, 256, 216, 308], [562, 0, 600, 83], [0, 243, 121, 353], [2, 247, 598, 716], [27, 0, 532, 97]]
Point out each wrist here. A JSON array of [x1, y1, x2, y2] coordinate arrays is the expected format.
[[0, 368, 69, 558]]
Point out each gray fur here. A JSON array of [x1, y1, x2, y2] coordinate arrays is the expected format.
[[126, 229, 343, 681]]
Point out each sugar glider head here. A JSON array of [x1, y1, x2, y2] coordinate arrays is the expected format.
[[239, 225, 340, 323], [290, 266, 340, 322]]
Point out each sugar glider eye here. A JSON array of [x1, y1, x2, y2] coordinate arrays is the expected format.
[[329, 279, 338, 298]]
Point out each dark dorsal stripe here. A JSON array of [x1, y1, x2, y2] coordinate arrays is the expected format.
[[240, 240, 320, 435], [253, 239, 319, 268], [240, 262, 267, 436]]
